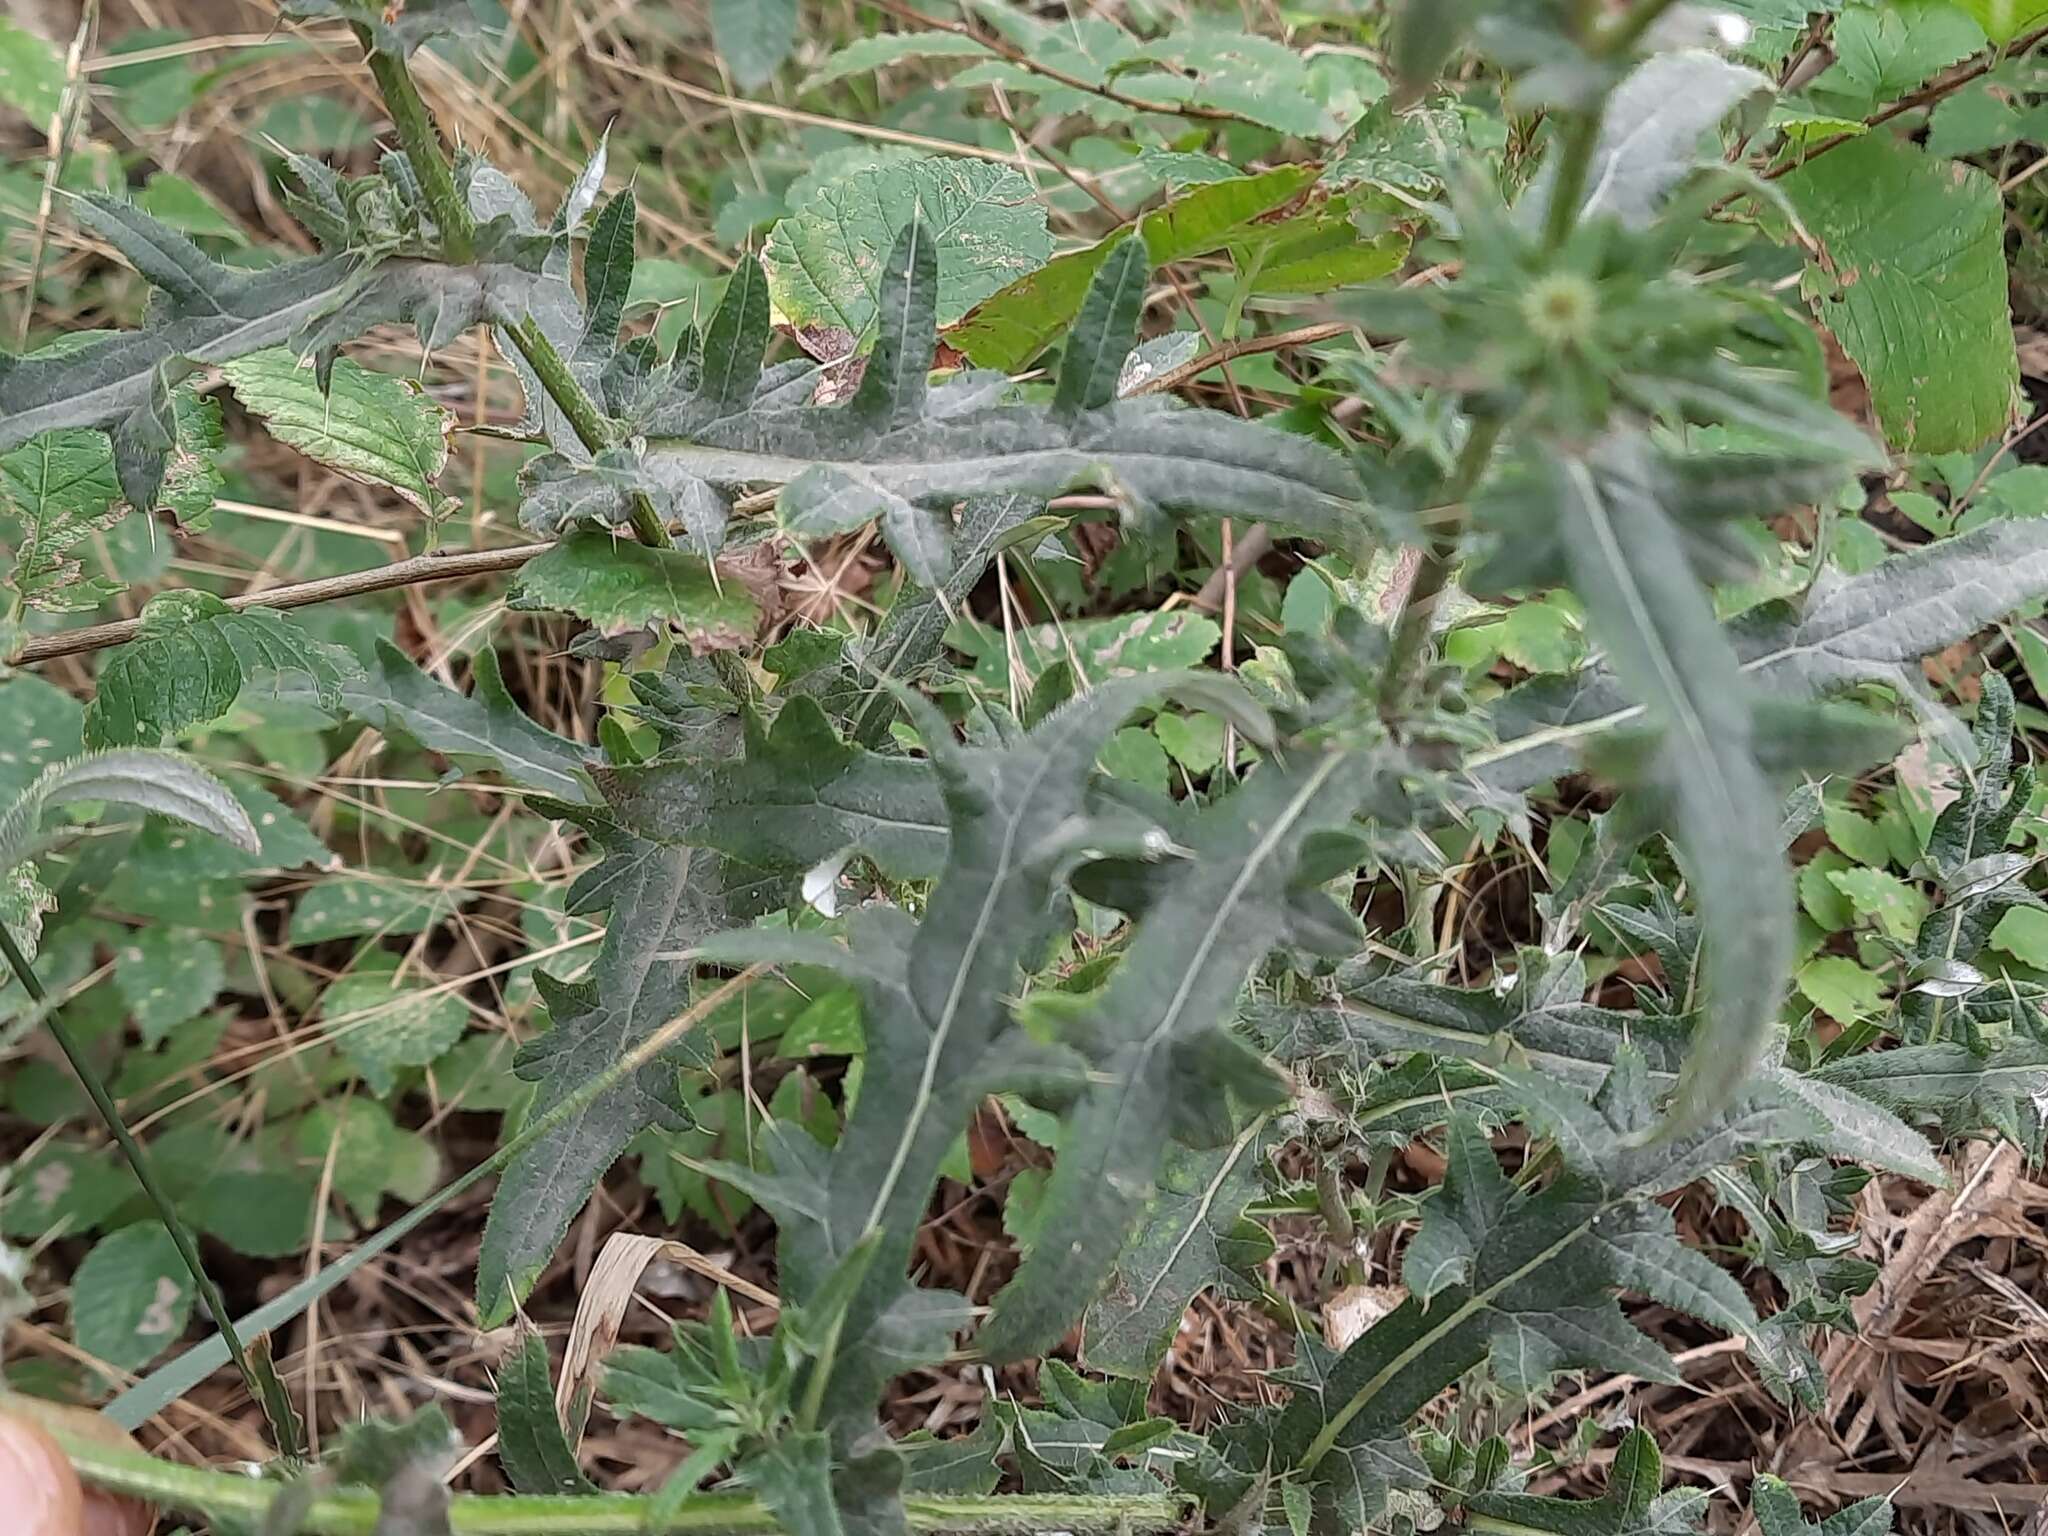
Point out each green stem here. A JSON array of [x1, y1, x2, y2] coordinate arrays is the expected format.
[[352, 30, 672, 550], [503, 315, 672, 549], [1541, 112, 1602, 249], [1376, 416, 1504, 726], [356, 33, 474, 264], [54, 1430, 1186, 1536], [0, 924, 301, 1460]]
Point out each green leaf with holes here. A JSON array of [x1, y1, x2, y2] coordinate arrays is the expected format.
[[763, 157, 1054, 355], [322, 958, 470, 1097], [221, 348, 458, 519], [1782, 136, 2017, 454]]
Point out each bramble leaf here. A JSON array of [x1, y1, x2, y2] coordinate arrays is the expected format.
[[1782, 135, 2018, 454], [763, 157, 1054, 357], [84, 591, 360, 747], [221, 349, 458, 520]]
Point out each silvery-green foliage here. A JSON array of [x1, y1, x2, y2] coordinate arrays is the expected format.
[[520, 215, 1364, 579]]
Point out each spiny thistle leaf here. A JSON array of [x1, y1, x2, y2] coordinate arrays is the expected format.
[[278, 640, 597, 805], [0, 749, 259, 876], [530, 223, 1364, 577], [496, 1330, 595, 1496], [475, 808, 726, 1325], [1474, 517, 2048, 798], [691, 675, 1251, 1442], [980, 747, 1391, 1363], [1079, 1118, 1275, 1379]]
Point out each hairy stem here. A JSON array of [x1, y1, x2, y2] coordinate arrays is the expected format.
[[356, 34, 474, 264], [0, 925, 300, 1458], [352, 32, 672, 549], [1375, 416, 1504, 725], [503, 315, 673, 549], [54, 1430, 1186, 1536]]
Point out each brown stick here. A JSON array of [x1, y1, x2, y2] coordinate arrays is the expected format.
[[9, 541, 554, 665], [1127, 321, 1354, 398], [1763, 21, 2048, 179]]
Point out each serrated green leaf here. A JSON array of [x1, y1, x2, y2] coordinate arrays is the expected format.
[[289, 878, 454, 944], [507, 530, 758, 644], [1954, 0, 2048, 42], [1, 427, 126, 614], [221, 348, 458, 519], [0, 1140, 139, 1239], [0, 17, 63, 122], [1797, 955, 1886, 1024], [84, 590, 359, 747], [497, 1329, 596, 1495], [763, 157, 1053, 353], [804, 31, 993, 87], [1808, 5, 1985, 115], [72, 1222, 195, 1373], [1783, 136, 2017, 454]]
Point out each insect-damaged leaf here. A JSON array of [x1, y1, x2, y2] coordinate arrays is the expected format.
[[1782, 135, 2018, 454], [84, 591, 360, 748], [221, 349, 458, 520], [763, 157, 1053, 353]]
